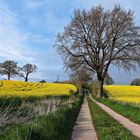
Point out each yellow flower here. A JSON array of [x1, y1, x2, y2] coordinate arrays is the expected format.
[[0, 80, 77, 97], [104, 85, 140, 104]]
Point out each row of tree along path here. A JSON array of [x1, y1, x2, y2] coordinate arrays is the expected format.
[[56, 5, 140, 98]]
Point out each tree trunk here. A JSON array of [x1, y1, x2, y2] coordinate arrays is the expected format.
[[25, 76, 28, 82], [78, 84, 83, 94], [97, 79, 104, 98], [8, 74, 10, 80]]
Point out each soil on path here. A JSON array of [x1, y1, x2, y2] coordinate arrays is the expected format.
[[90, 95, 140, 139], [71, 97, 98, 140]]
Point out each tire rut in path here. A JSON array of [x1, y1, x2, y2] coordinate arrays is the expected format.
[[71, 97, 98, 140], [90, 95, 140, 139]]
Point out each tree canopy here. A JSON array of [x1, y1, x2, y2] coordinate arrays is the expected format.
[[130, 78, 140, 86], [18, 64, 37, 82], [0, 61, 18, 80], [70, 68, 93, 92], [56, 5, 140, 97]]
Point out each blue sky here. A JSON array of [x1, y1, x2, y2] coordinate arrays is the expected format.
[[0, 0, 140, 84]]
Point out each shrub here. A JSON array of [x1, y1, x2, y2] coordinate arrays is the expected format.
[[39, 80, 46, 83], [130, 78, 140, 86]]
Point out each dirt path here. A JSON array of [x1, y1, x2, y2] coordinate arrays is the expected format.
[[90, 95, 140, 139], [71, 97, 98, 140]]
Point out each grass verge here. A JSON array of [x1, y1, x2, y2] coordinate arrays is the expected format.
[[87, 97, 138, 140], [0, 95, 83, 140], [96, 98, 140, 124]]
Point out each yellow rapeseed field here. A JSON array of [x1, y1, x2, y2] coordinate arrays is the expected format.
[[0, 80, 77, 97], [104, 85, 140, 104]]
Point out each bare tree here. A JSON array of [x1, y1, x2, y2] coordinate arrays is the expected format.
[[0, 60, 18, 80], [104, 73, 114, 85], [18, 64, 37, 82], [70, 68, 93, 93], [55, 5, 140, 97]]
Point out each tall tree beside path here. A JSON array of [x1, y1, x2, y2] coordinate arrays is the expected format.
[[0, 60, 18, 80], [70, 68, 93, 93], [18, 64, 37, 82], [55, 5, 140, 97]]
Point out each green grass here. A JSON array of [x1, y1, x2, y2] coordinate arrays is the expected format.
[[0, 95, 70, 119], [87, 97, 138, 140], [96, 98, 140, 124], [0, 95, 69, 107], [0, 95, 83, 140]]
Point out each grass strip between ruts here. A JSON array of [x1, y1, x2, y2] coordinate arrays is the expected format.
[[96, 98, 140, 124], [87, 96, 138, 140]]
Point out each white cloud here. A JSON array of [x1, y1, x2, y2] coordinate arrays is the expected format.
[[0, 0, 140, 83], [0, 1, 34, 62], [25, 0, 47, 10]]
